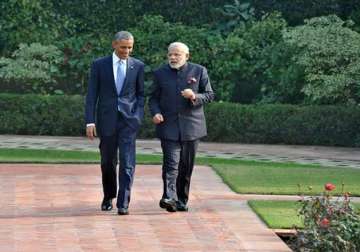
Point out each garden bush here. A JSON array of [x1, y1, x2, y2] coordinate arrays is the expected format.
[[0, 93, 84, 136], [281, 15, 360, 105], [1, 94, 360, 147], [205, 102, 360, 146], [0, 43, 63, 94]]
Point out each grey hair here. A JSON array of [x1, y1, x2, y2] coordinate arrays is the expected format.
[[168, 42, 189, 54], [113, 31, 134, 41]]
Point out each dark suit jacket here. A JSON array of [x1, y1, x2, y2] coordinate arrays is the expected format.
[[85, 56, 145, 137], [149, 62, 214, 141]]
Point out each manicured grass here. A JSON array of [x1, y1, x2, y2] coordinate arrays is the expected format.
[[1, 148, 360, 196], [210, 161, 360, 196], [248, 200, 360, 229], [0, 148, 99, 163], [248, 200, 303, 229], [0, 148, 161, 164]]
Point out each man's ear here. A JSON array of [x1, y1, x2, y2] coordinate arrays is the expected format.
[[186, 53, 190, 60], [111, 41, 116, 49]]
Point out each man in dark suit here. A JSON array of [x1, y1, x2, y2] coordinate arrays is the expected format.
[[85, 31, 144, 215], [149, 42, 214, 212]]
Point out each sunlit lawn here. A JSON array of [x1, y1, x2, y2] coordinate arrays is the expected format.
[[210, 161, 360, 196]]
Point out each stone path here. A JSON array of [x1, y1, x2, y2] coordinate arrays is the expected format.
[[0, 164, 291, 252], [1, 135, 360, 168], [2, 134, 360, 251]]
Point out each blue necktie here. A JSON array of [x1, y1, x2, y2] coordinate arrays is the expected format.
[[116, 60, 126, 94]]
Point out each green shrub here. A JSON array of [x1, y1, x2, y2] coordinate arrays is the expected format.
[[0, 93, 155, 138], [205, 102, 360, 146], [1, 94, 360, 147], [282, 15, 360, 105], [0, 43, 63, 94], [213, 12, 288, 102], [0, 93, 84, 135]]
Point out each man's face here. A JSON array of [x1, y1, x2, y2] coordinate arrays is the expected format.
[[112, 39, 134, 59], [168, 47, 189, 69]]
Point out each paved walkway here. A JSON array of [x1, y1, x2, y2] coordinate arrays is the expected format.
[[2, 135, 360, 251], [1, 135, 360, 168], [0, 164, 290, 252]]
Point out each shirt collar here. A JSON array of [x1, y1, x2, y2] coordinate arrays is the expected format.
[[112, 52, 127, 66]]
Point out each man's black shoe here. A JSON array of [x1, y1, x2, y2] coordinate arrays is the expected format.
[[117, 208, 129, 215], [101, 199, 113, 211], [176, 201, 188, 212], [159, 198, 177, 212]]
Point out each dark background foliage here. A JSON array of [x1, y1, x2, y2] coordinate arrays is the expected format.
[[1, 1, 360, 145], [1, 0, 360, 103], [1, 94, 360, 147]]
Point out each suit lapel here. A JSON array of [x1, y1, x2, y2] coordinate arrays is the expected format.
[[120, 57, 135, 95], [106, 56, 118, 94]]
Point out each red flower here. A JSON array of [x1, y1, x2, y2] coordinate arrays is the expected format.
[[320, 218, 330, 228], [324, 183, 336, 191], [187, 77, 197, 84]]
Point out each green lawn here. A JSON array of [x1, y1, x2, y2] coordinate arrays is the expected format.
[[248, 200, 360, 229], [1, 148, 360, 196], [0, 148, 161, 164], [211, 161, 360, 196]]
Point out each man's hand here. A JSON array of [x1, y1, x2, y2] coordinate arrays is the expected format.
[[152, 113, 164, 124], [86, 125, 97, 140], [181, 88, 196, 100]]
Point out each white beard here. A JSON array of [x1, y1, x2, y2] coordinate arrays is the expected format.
[[169, 60, 186, 69]]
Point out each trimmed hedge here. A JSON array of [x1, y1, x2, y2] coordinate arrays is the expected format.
[[205, 103, 360, 146], [1, 94, 359, 147], [0, 94, 84, 136], [0, 93, 155, 137]]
